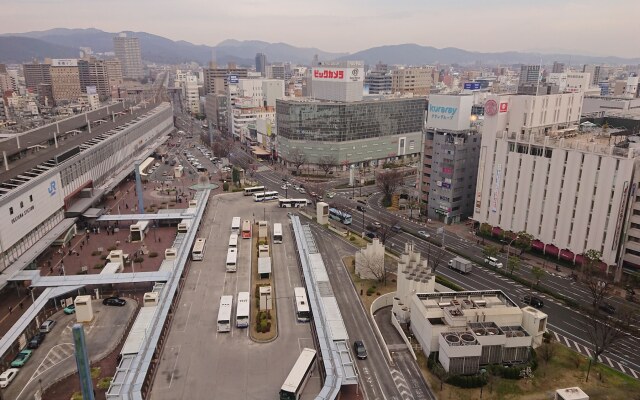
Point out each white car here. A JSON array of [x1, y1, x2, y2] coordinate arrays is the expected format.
[[417, 230, 430, 239], [298, 188, 306, 194], [0, 368, 18, 388], [281, 184, 287, 190]]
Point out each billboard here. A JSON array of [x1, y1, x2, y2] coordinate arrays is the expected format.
[[51, 59, 78, 67], [312, 67, 364, 82], [228, 75, 239, 84], [426, 94, 474, 131], [463, 82, 481, 91]]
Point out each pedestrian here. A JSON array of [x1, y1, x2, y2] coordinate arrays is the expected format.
[[50, 266, 53, 274], [8, 306, 12, 314], [19, 302, 23, 309], [80, 245, 83, 251]]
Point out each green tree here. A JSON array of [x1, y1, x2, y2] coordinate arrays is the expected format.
[[515, 231, 534, 252], [479, 223, 492, 236], [232, 167, 240, 186], [483, 245, 499, 259], [532, 265, 545, 288], [508, 256, 521, 276]]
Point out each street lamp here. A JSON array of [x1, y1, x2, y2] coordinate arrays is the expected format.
[[361, 208, 366, 229], [506, 234, 521, 270]]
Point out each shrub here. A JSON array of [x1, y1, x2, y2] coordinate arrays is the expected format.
[[349, 236, 356, 241], [133, 256, 144, 263], [376, 292, 381, 296], [97, 377, 112, 390], [76, 270, 88, 275], [258, 319, 269, 333], [91, 367, 101, 379], [71, 393, 83, 400], [435, 275, 464, 291], [149, 252, 158, 258], [94, 264, 105, 269], [446, 374, 487, 388], [366, 287, 375, 296]]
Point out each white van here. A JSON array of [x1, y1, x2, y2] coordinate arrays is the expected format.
[[484, 256, 503, 269]]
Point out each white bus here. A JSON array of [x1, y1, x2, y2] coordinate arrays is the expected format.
[[228, 233, 238, 248], [217, 295, 233, 332], [253, 191, 279, 202], [328, 208, 352, 225], [231, 216, 241, 234], [279, 348, 317, 400], [273, 223, 283, 244], [236, 292, 250, 328], [294, 287, 311, 322], [278, 199, 309, 208], [226, 248, 237, 272], [177, 219, 191, 233], [192, 238, 206, 261], [243, 186, 266, 196]]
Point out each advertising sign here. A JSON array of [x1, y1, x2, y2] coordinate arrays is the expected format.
[[86, 86, 97, 95], [463, 82, 481, 90], [499, 102, 508, 113], [51, 59, 78, 67], [312, 67, 364, 82], [491, 164, 502, 213], [228, 75, 239, 84], [426, 94, 474, 131]]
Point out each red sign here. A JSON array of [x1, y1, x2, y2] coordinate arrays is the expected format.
[[485, 100, 498, 116], [499, 102, 508, 113], [313, 69, 344, 80]]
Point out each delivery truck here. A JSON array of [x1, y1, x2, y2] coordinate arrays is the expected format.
[[448, 257, 473, 274]]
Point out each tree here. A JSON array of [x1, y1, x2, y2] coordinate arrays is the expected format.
[[507, 256, 520, 276], [375, 218, 402, 246], [582, 250, 611, 307], [515, 231, 534, 253], [483, 245, 499, 259], [232, 167, 241, 186], [376, 169, 403, 207], [538, 342, 557, 364], [425, 241, 448, 274], [288, 148, 307, 175], [317, 154, 337, 176], [357, 249, 388, 284], [479, 223, 492, 236], [531, 265, 545, 288]]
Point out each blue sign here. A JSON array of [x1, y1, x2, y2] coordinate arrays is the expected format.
[[228, 75, 239, 84], [464, 82, 481, 90], [48, 180, 57, 196], [428, 104, 458, 121]]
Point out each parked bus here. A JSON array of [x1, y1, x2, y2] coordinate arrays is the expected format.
[[278, 199, 308, 208], [177, 219, 191, 233], [130, 220, 150, 242], [328, 208, 352, 225], [192, 238, 206, 261], [294, 287, 311, 322], [273, 223, 283, 244], [253, 191, 279, 202], [226, 248, 237, 272], [231, 216, 241, 234], [241, 219, 252, 239], [217, 295, 233, 332], [279, 348, 317, 400], [243, 186, 266, 196], [228, 233, 238, 248], [236, 292, 250, 328]]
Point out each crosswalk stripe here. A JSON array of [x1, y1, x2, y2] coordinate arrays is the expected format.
[[583, 346, 592, 358], [631, 369, 638, 379], [607, 358, 615, 368], [617, 362, 626, 373], [564, 337, 571, 347], [553, 331, 561, 342]]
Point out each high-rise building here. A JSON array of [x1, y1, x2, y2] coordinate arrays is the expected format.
[[50, 59, 82, 105], [518, 65, 541, 86], [582, 65, 601, 86], [203, 63, 248, 95], [255, 53, 267, 77], [365, 69, 392, 94], [419, 94, 479, 223], [310, 61, 364, 102], [175, 70, 200, 114], [78, 58, 110, 99], [113, 33, 143, 80], [391, 67, 435, 96], [105, 59, 123, 98], [23, 61, 52, 92], [552, 62, 565, 73]]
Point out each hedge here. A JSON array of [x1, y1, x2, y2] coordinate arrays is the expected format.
[[435, 275, 464, 291]]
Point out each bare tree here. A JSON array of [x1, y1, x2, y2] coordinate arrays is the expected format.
[[375, 218, 401, 246], [317, 154, 337, 176], [537, 342, 557, 364], [376, 169, 404, 207], [425, 241, 448, 274], [305, 181, 326, 206], [356, 249, 388, 284], [288, 148, 307, 175], [582, 250, 612, 307], [507, 255, 521, 276]]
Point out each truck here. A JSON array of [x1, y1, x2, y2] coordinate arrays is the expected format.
[[448, 257, 473, 274]]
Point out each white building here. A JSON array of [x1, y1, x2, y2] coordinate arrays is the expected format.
[[473, 92, 640, 277], [310, 61, 364, 102], [175, 71, 200, 115], [548, 72, 591, 93]]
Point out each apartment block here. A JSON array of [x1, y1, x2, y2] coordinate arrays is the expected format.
[[113, 33, 143, 80], [23, 62, 52, 92], [392, 67, 434, 96], [50, 59, 82, 105], [203, 63, 248, 95]]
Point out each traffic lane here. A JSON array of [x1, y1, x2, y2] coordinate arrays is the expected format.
[[310, 225, 400, 400]]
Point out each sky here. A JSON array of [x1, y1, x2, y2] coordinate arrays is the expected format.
[[3, 0, 639, 58]]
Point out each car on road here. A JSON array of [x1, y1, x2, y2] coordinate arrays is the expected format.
[[298, 188, 306, 194], [417, 230, 430, 239], [599, 301, 616, 315], [356, 205, 366, 212], [39, 319, 56, 333], [365, 231, 378, 239], [522, 295, 544, 308], [27, 333, 46, 349], [391, 224, 403, 233], [310, 191, 317, 197], [353, 340, 368, 359], [281, 184, 287, 190], [326, 192, 336, 198], [0, 368, 18, 388], [63, 304, 76, 314], [103, 297, 127, 307], [372, 221, 381, 228], [10, 350, 32, 367]]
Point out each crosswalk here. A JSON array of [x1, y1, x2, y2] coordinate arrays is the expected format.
[[33, 343, 75, 379], [551, 330, 639, 379]]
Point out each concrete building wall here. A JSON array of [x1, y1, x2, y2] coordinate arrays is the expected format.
[[50, 65, 82, 104], [113, 34, 143, 80], [392, 67, 434, 96]]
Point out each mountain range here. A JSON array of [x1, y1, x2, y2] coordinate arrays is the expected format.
[[1, 28, 639, 66]]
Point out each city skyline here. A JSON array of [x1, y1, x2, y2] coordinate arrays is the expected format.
[[2, 0, 640, 58]]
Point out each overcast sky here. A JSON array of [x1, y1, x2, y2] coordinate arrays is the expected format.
[[3, 0, 639, 58]]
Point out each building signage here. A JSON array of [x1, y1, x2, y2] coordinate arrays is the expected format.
[[463, 82, 481, 90], [312, 67, 364, 82], [228, 75, 239, 84], [485, 100, 498, 116], [426, 94, 474, 131], [428, 104, 458, 121], [491, 163, 502, 213], [51, 59, 78, 67], [499, 102, 508, 113], [612, 181, 630, 250], [11, 205, 35, 225]]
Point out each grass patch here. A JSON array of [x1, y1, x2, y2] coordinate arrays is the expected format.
[[97, 377, 112, 390]]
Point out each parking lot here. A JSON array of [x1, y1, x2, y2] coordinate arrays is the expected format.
[[149, 193, 320, 400], [4, 299, 137, 400]]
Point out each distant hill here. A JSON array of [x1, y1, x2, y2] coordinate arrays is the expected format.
[[340, 43, 640, 66], [1, 29, 638, 66]]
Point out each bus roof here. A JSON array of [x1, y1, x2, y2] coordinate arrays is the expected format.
[[281, 348, 317, 392]]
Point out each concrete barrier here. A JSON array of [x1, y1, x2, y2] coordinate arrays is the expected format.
[[369, 292, 396, 363]]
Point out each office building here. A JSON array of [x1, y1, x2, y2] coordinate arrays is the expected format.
[[50, 59, 82, 105], [309, 61, 364, 102], [203, 63, 248, 95], [547, 72, 591, 93], [113, 33, 143, 80], [583, 65, 601, 86], [276, 96, 425, 167], [420, 94, 480, 224], [391, 67, 435, 96], [23, 61, 52, 92], [518, 65, 541, 86], [365, 69, 392, 94], [204, 93, 228, 133], [255, 53, 267, 77], [472, 92, 640, 279], [552, 62, 565, 74], [105, 59, 123, 98], [175, 70, 200, 114], [78, 58, 110, 99]]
